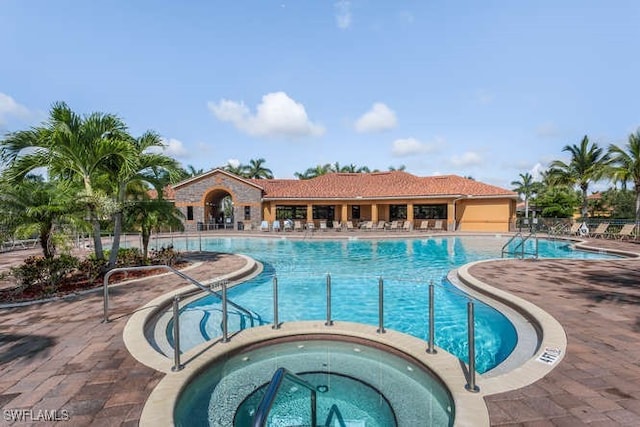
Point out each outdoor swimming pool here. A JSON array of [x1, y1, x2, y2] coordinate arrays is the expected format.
[[168, 236, 617, 373]]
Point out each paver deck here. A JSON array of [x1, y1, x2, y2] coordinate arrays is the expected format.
[[1, 235, 639, 426]]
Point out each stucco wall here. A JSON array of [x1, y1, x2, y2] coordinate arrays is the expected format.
[[456, 198, 515, 232]]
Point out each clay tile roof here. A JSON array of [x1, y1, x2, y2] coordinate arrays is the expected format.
[[252, 171, 516, 200]]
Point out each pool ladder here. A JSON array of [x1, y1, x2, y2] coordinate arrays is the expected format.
[[501, 232, 538, 259]]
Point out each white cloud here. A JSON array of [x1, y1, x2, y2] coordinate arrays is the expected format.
[[0, 92, 30, 125], [208, 92, 325, 138], [148, 137, 190, 158], [391, 137, 437, 157], [227, 158, 241, 168], [530, 162, 544, 181], [355, 103, 397, 133], [450, 151, 483, 167], [335, 0, 351, 29]]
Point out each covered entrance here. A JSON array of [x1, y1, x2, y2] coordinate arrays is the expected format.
[[203, 189, 234, 230]]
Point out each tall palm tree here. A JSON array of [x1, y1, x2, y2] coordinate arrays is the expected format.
[[105, 131, 182, 268], [511, 172, 536, 219], [0, 175, 78, 258], [294, 164, 332, 179], [609, 130, 640, 231], [548, 136, 610, 219], [223, 162, 247, 177], [244, 158, 273, 179], [0, 102, 134, 261]]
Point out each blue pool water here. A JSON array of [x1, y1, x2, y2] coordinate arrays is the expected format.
[[170, 236, 617, 373]]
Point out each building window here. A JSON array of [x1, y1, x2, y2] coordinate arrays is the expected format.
[[312, 205, 335, 220], [244, 206, 251, 220], [390, 204, 407, 220], [275, 205, 307, 220], [413, 204, 447, 219], [187, 206, 194, 221], [351, 205, 360, 219]]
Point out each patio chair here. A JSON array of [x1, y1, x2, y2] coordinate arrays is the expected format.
[[346, 221, 355, 231], [375, 220, 386, 231], [589, 222, 610, 238], [260, 220, 270, 232], [306, 221, 316, 232], [272, 220, 281, 232], [294, 220, 303, 232], [283, 219, 293, 232], [433, 220, 444, 231], [402, 221, 412, 231], [333, 221, 343, 231], [612, 223, 636, 240], [388, 221, 399, 231], [419, 220, 429, 231], [320, 221, 328, 231]]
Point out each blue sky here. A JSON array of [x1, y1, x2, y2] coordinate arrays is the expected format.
[[2, 1, 640, 190]]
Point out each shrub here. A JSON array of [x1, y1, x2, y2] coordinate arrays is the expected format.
[[149, 246, 182, 267], [11, 254, 80, 294]]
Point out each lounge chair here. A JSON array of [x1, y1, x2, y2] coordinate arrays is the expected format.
[[320, 221, 328, 232], [260, 220, 270, 232], [433, 220, 443, 231], [567, 223, 581, 236], [612, 223, 636, 240], [419, 220, 429, 231], [402, 221, 412, 231], [283, 220, 293, 232], [294, 220, 303, 232], [362, 221, 374, 231], [388, 220, 399, 231], [272, 220, 281, 232], [306, 221, 315, 232], [346, 221, 355, 231], [589, 222, 610, 238], [333, 221, 342, 231], [375, 220, 386, 231]]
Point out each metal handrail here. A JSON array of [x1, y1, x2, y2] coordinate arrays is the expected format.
[[252, 368, 317, 427], [102, 265, 261, 325], [501, 232, 538, 259]]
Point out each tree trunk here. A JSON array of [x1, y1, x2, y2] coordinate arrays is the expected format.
[[581, 187, 589, 219], [524, 198, 529, 219], [635, 189, 640, 241], [142, 227, 151, 260], [108, 185, 126, 269]]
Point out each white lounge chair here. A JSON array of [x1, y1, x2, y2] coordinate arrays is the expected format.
[[320, 220, 328, 231], [333, 221, 342, 231], [346, 221, 355, 231], [294, 220, 303, 232], [260, 220, 270, 232], [419, 220, 429, 231]]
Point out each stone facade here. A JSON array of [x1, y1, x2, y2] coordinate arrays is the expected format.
[[173, 171, 263, 231]]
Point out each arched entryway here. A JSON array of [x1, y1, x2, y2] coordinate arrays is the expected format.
[[204, 189, 234, 230]]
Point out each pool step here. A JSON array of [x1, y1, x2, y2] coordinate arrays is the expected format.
[[178, 306, 250, 349]]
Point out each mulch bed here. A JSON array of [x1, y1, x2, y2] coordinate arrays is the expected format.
[[0, 261, 190, 304]]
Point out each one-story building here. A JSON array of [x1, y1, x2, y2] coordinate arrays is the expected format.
[[170, 169, 518, 232]]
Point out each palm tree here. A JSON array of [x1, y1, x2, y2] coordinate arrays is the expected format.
[[0, 175, 78, 258], [124, 194, 184, 260], [388, 165, 406, 171], [609, 130, 640, 231], [548, 136, 610, 219], [105, 131, 182, 268], [222, 162, 247, 177], [244, 158, 273, 179], [511, 172, 536, 219], [0, 101, 134, 261], [294, 164, 333, 179]]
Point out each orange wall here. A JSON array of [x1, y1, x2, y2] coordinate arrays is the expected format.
[[456, 199, 515, 232]]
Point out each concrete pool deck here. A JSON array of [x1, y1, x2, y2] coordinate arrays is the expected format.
[[1, 234, 639, 425]]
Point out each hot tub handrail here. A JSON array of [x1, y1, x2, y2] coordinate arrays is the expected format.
[[252, 367, 317, 427], [102, 264, 260, 325]]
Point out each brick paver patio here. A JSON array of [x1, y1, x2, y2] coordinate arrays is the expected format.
[[1, 236, 639, 426]]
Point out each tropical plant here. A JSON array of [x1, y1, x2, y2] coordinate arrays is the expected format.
[[608, 131, 640, 228], [244, 158, 273, 179], [0, 175, 79, 258], [537, 186, 579, 218], [294, 164, 333, 179], [0, 101, 135, 261], [222, 162, 247, 177], [104, 131, 182, 268], [547, 136, 610, 219], [511, 172, 540, 219]]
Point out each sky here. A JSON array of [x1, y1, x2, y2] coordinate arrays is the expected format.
[[2, 1, 640, 191]]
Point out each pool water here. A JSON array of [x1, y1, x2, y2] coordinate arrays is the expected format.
[[170, 236, 616, 373], [174, 340, 454, 426]]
